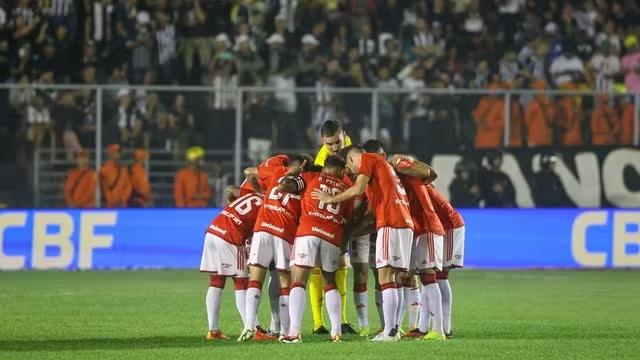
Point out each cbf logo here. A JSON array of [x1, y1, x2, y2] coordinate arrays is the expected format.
[[571, 211, 640, 268]]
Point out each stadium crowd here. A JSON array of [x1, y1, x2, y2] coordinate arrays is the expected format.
[[1, 0, 639, 157]]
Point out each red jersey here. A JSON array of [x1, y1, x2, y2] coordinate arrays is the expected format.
[[427, 185, 465, 229], [400, 175, 444, 236], [240, 154, 289, 193], [253, 166, 302, 243], [359, 153, 413, 230], [207, 191, 264, 246], [296, 172, 353, 246]]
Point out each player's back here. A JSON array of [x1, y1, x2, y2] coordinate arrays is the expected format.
[[208, 191, 264, 245], [359, 153, 413, 230], [297, 172, 352, 246], [401, 175, 444, 236], [240, 154, 290, 193], [427, 185, 464, 229], [253, 166, 302, 242]]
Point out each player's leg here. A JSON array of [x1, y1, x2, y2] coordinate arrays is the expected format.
[[239, 232, 274, 341], [439, 226, 465, 338], [372, 269, 384, 333], [417, 233, 446, 341], [406, 275, 421, 331], [336, 254, 355, 334], [350, 234, 370, 336], [319, 240, 343, 342], [396, 272, 414, 335], [373, 228, 401, 340], [274, 236, 294, 338], [437, 269, 452, 337], [267, 267, 281, 335], [308, 268, 327, 333], [205, 274, 227, 339], [284, 236, 319, 343], [233, 276, 248, 326]]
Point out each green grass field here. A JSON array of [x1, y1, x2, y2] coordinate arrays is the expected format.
[[1, 270, 639, 359]]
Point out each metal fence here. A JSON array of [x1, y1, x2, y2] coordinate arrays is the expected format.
[[0, 83, 638, 208]]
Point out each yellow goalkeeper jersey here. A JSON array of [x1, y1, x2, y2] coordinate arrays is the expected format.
[[313, 134, 352, 167]]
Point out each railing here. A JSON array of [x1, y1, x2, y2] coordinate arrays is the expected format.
[[0, 84, 638, 208]]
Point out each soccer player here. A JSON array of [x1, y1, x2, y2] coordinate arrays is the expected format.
[[279, 155, 353, 343], [393, 157, 447, 341], [312, 145, 414, 341], [200, 188, 263, 340], [310, 120, 355, 334], [427, 185, 465, 339], [237, 154, 311, 342]]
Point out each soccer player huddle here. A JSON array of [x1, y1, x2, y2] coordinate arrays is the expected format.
[[200, 120, 465, 343]]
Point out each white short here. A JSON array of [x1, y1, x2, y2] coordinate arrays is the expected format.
[[411, 232, 443, 271], [292, 236, 341, 272], [200, 233, 247, 277], [444, 226, 465, 268], [375, 227, 413, 271], [349, 234, 370, 264], [247, 231, 292, 271]]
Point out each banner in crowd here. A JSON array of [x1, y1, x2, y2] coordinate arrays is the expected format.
[[1, 209, 638, 270], [431, 147, 640, 208]]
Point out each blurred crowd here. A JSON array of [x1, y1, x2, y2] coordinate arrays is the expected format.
[[1, 0, 640, 168]]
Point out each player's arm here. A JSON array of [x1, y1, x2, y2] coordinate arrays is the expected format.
[[312, 174, 369, 204], [277, 175, 305, 194], [242, 167, 262, 193], [391, 154, 438, 184]]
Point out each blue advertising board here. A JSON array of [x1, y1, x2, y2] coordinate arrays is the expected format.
[[0, 209, 638, 270]]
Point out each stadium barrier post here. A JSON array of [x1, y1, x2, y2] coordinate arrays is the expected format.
[[503, 91, 511, 147], [95, 86, 103, 208], [371, 88, 379, 138], [234, 88, 244, 186]]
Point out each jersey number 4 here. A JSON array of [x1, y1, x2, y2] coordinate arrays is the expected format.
[[229, 193, 263, 215], [317, 184, 341, 215]]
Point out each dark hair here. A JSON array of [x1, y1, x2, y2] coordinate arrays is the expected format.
[[338, 145, 364, 159], [289, 153, 315, 171], [320, 120, 343, 137], [363, 139, 385, 154], [324, 155, 346, 169]]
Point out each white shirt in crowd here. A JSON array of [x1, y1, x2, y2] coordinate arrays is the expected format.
[[27, 106, 50, 124], [212, 75, 237, 110], [498, 0, 525, 14], [155, 24, 176, 65], [550, 55, 584, 86], [590, 53, 621, 91], [267, 75, 297, 113], [595, 33, 621, 54]]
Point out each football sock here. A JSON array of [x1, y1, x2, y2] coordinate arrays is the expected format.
[[375, 285, 384, 329], [233, 277, 248, 325], [324, 286, 342, 336], [381, 282, 398, 336], [206, 275, 225, 331], [289, 282, 306, 337], [308, 268, 325, 329], [437, 272, 452, 334], [353, 284, 369, 328], [336, 267, 348, 323], [279, 287, 290, 336], [406, 286, 421, 330], [396, 284, 406, 329], [419, 273, 443, 334], [267, 270, 281, 333], [245, 280, 262, 330]]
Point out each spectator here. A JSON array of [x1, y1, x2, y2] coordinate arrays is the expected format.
[[524, 79, 555, 147], [128, 12, 154, 84], [25, 92, 53, 151], [619, 94, 635, 146], [245, 92, 275, 164], [472, 82, 504, 149], [591, 95, 620, 145], [52, 91, 83, 160], [209, 159, 231, 208], [531, 153, 572, 207], [154, 11, 177, 84], [234, 35, 265, 82], [129, 149, 151, 207], [206, 52, 237, 150], [479, 151, 516, 208], [621, 35, 640, 93], [63, 149, 97, 208], [170, 94, 195, 155], [267, 58, 299, 149], [589, 41, 621, 91], [555, 83, 584, 146], [595, 20, 621, 55], [174, 146, 211, 208], [178, 0, 209, 81], [100, 144, 132, 208], [449, 160, 481, 208], [76, 66, 97, 147], [550, 42, 585, 87], [375, 64, 399, 149], [111, 88, 143, 148]]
